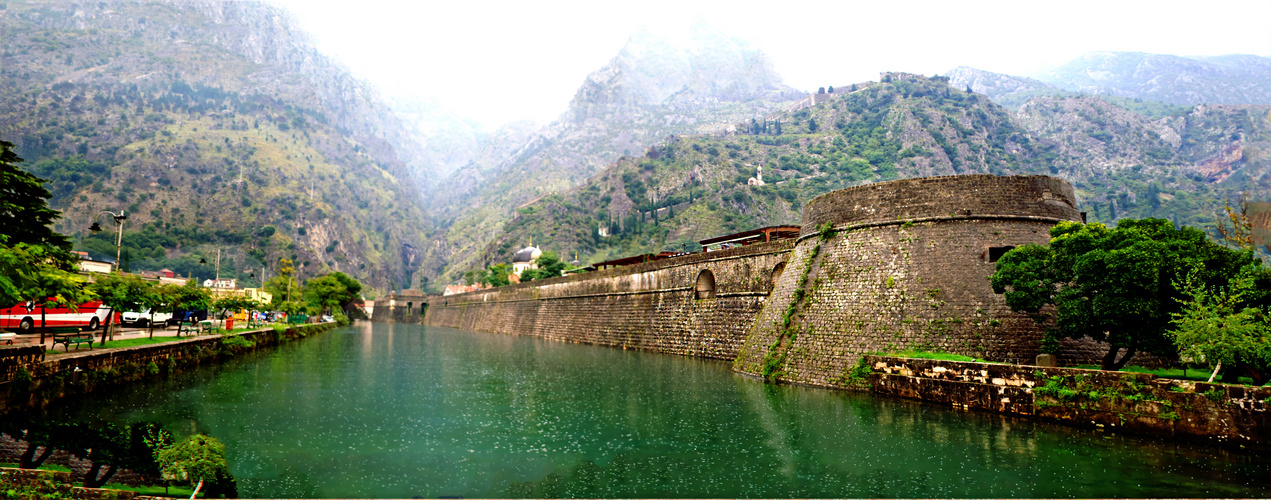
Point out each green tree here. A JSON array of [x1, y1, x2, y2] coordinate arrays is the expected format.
[[0, 241, 95, 342], [302, 274, 350, 317], [263, 258, 300, 307], [990, 219, 1258, 370], [0, 139, 71, 252], [520, 251, 568, 282], [89, 272, 154, 343], [1170, 265, 1271, 384], [211, 295, 261, 330], [486, 263, 512, 287], [329, 272, 363, 313], [143, 284, 179, 339], [155, 434, 229, 499], [170, 281, 211, 333]]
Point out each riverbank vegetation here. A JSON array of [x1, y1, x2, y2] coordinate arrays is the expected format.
[[992, 216, 1271, 384]]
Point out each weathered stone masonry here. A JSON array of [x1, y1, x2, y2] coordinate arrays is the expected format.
[[734, 175, 1082, 386], [419, 175, 1080, 372], [422, 241, 792, 360]]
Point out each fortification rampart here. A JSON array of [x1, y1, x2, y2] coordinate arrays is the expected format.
[[422, 241, 792, 360], [733, 175, 1083, 386], [370, 289, 427, 323]]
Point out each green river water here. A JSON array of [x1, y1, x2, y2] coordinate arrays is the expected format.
[[50, 322, 1267, 498]]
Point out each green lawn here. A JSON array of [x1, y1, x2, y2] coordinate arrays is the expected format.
[[46, 334, 192, 354], [103, 482, 198, 498], [0, 462, 72, 472], [887, 350, 978, 362], [45, 327, 278, 354]]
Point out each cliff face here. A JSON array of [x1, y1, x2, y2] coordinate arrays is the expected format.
[[0, 0, 434, 292]]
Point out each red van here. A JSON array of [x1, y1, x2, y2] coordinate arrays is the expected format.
[[0, 300, 114, 333]]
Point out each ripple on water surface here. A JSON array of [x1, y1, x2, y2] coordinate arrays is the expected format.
[[50, 322, 1269, 498]]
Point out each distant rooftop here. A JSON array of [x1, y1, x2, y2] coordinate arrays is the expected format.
[[699, 225, 800, 248]]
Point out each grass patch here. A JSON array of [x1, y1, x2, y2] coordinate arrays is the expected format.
[[888, 350, 977, 362], [0, 462, 72, 472], [98, 336, 194, 349], [1073, 364, 1263, 386], [46, 335, 192, 354], [103, 483, 199, 498]]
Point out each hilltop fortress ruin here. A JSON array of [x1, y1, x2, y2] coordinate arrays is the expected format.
[[374, 174, 1085, 388]]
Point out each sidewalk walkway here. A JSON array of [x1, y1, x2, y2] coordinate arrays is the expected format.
[[6, 323, 225, 353]]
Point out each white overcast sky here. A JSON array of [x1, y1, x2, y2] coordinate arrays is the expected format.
[[270, 0, 1271, 129]]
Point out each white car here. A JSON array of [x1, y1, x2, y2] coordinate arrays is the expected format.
[[122, 308, 175, 328]]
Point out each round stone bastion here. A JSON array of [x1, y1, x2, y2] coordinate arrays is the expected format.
[[733, 175, 1083, 388]]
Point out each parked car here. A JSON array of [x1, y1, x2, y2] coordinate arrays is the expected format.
[[121, 308, 176, 328]]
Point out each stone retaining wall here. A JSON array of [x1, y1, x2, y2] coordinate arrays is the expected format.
[[424, 241, 792, 359], [0, 323, 336, 414], [867, 356, 1270, 451], [0, 467, 139, 499]]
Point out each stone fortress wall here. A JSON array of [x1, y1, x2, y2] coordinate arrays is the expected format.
[[369, 289, 427, 324], [420, 241, 792, 360], [733, 175, 1082, 386], [386, 175, 1082, 380]]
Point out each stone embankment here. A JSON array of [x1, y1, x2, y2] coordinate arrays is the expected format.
[[867, 356, 1270, 451], [0, 322, 336, 413], [0, 467, 142, 499]]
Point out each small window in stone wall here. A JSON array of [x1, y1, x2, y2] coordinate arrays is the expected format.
[[988, 246, 1015, 262], [770, 262, 786, 289], [407, 302, 413, 316], [695, 269, 716, 300]]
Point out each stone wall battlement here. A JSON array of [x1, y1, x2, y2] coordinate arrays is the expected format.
[[735, 175, 1085, 386], [798, 174, 1080, 238]]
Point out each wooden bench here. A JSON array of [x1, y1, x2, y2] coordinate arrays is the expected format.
[[199, 321, 215, 334], [176, 321, 195, 337], [51, 327, 93, 352]]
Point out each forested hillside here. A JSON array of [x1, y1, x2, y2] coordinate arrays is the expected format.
[[474, 73, 1268, 273], [0, 1, 434, 293]]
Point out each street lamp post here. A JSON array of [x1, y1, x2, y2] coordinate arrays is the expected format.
[[88, 210, 127, 271], [88, 210, 126, 344]]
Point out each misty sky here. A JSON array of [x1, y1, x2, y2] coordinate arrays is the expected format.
[[271, 0, 1271, 129]]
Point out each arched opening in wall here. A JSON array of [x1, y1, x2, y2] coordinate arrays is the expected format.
[[695, 270, 717, 300], [407, 302, 413, 316], [770, 262, 786, 289], [987, 246, 1015, 262]]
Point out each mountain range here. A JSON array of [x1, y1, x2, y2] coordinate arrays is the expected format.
[[3, 0, 1268, 294]]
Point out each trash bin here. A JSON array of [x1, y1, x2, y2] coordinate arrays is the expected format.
[[225, 318, 234, 331]]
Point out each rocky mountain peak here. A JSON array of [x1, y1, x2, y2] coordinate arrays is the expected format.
[[567, 23, 796, 122]]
